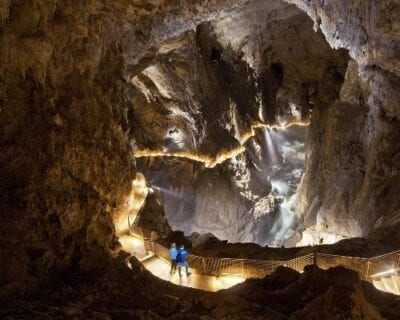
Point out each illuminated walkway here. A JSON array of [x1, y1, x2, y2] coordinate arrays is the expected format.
[[119, 233, 244, 291], [118, 234, 148, 260], [142, 255, 244, 292], [119, 233, 400, 294]]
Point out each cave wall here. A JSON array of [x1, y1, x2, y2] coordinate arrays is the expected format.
[[0, 1, 138, 297], [286, 0, 400, 245], [132, 0, 400, 248], [130, 0, 400, 248], [296, 60, 371, 244], [139, 152, 275, 244], [0, 0, 253, 297], [130, 27, 259, 157], [132, 2, 349, 246]]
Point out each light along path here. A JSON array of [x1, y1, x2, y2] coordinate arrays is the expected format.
[[118, 234, 148, 260], [142, 255, 244, 292], [134, 121, 310, 168], [120, 234, 400, 294], [119, 234, 244, 292]]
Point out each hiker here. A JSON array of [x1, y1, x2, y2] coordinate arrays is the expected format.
[[169, 243, 178, 274], [176, 245, 191, 277]]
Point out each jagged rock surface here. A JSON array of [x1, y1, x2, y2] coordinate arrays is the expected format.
[[0, 0, 252, 298], [2, 258, 400, 320], [291, 0, 400, 245], [0, 0, 399, 318], [138, 192, 171, 237], [134, 3, 349, 245]]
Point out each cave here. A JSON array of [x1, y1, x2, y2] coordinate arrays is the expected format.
[[1, 0, 400, 319]]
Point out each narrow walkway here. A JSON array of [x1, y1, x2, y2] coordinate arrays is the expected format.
[[142, 255, 244, 292], [120, 234, 244, 292], [119, 234, 400, 294], [118, 234, 148, 260]]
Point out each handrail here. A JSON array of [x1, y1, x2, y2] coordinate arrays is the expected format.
[[314, 252, 370, 260], [369, 249, 400, 260], [130, 227, 400, 285]]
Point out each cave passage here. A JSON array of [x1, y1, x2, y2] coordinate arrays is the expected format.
[[137, 124, 309, 248], [127, 0, 358, 249]]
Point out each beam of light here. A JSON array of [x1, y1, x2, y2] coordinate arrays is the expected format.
[[152, 185, 183, 199], [371, 268, 398, 278], [264, 128, 279, 164], [134, 121, 310, 168]]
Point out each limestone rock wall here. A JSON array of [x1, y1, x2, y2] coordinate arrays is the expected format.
[[132, 2, 349, 246], [0, 0, 251, 295], [285, 0, 400, 245], [0, 0, 136, 295], [138, 192, 172, 237]]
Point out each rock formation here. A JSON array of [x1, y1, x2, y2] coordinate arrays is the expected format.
[[0, 0, 399, 318], [290, 0, 400, 246], [138, 191, 172, 237], [133, 0, 349, 246], [2, 259, 400, 319]]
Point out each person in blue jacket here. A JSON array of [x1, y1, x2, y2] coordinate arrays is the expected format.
[[169, 243, 178, 274], [176, 245, 191, 278]]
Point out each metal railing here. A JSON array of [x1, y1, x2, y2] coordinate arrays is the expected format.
[[368, 250, 400, 278], [128, 211, 141, 230], [131, 227, 400, 284], [316, 253, 370, 280], [286, 253, 314, 273]]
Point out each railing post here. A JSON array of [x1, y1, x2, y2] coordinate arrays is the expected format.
[[202, 257, 206, 275], [397, 253, 400, 267], [241, 260, 244, 278], [313, 251, 317, 265], [365, 259, 371, 281]]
